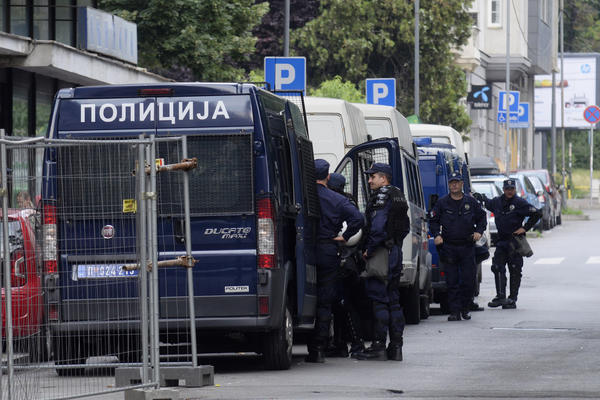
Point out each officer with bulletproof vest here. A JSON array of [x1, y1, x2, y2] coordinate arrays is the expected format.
[[306, 160, 364, 363], [429, 172, 487, 321], [326, 173, 366, 358], [354, 163, 409, 361], [473, 179, 542, 309]]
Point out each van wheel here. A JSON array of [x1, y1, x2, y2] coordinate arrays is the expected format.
[[402, 271, 421, 325], [419, 270, 431, 320], [53, 334, 86, 376], [556, 213, 562, 225], [262, 303, 293, 370]]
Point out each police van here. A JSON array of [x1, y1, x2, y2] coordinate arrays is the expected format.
[[41, 83, 319, 371], [304, 97, 370, 166]]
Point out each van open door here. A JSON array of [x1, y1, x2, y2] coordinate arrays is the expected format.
[[284, 102, 319, 327]]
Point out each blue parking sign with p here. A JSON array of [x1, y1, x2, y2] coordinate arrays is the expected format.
[[264, 57, 306, 94], [366, 78, 396, 107]]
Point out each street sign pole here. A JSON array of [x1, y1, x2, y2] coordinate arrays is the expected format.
[[583, 105, 600, 205], [590, 126, 594, 207], [505, 0, 511, 172]]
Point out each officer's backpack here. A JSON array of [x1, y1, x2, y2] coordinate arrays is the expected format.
[[386, 186, 410, 245]]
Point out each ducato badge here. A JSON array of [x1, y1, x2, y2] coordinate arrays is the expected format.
[[509, 204, 515, 211], [101, 225, 115, 239], [465, 204, 470, 210]]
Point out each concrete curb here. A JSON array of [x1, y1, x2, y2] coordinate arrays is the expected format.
[[562, 214, 589, 221]]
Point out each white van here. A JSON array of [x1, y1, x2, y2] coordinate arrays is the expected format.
[[409, 123, 466, 160], [352, 103, 416, 157], [304, 97, 370, 166]]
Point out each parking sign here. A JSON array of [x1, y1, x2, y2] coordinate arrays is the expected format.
[[366, 78, 396, 107], [264, 57, 306, 94], [497, 90, 520, 123]]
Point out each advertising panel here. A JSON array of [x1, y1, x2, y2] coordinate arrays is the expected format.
[[534, 56, 597, 128]]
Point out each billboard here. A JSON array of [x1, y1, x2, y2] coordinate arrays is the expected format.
[[534, 56, 597, 128]]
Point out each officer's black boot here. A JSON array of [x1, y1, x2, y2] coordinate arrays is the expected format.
[[503, 273, 520, 309], [447, 312, 461, 321], [349, 340, 365, 358], [386, 337, 403, 361], [488, 271, 508, 308], [354, 340, 387, 361]]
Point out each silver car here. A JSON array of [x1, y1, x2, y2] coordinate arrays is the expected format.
[[472, 179, 503, 245]]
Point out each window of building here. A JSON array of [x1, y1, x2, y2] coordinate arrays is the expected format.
[[540, 0, 550, 24], [10, 0, 29, 36], [56, 0, 74, 45], [469, 12, 479, 28], [33, 0, 49, 39], [489, 0, 501, 27], [1, 0, 7, 31]]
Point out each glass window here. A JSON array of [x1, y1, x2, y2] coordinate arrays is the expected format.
[[33, 0, 49, 39], [12, 75, 31, 204], [56, 0, 73, 45], [1, 0, 6, 32], [35, 76, 54, 196], [489, 0, 501, 26], [10, 0, 28, 37]]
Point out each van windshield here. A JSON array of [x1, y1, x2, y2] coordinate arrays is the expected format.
[[56, 134, 254, 218]]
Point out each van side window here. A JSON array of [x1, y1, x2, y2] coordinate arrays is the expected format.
[[288, 102, 308, 139], [265, 108, 294, 211], [355, 146, 390, 213], [338, 159, 353, 195]]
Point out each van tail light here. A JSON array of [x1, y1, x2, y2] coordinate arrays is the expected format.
[[43, 204, 58, 275], [538, 195, 545, 203], [520, 189, 525, 197], [490, 212, 495, 218], [257, 198, 277, 269], [10, 248, 27, 287]]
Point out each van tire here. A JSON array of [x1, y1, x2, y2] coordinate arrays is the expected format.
[[402, 269, 421, 325], [53, 333, 86, 376], [262, 303, 293, 370], [419, 271, 431, 320]]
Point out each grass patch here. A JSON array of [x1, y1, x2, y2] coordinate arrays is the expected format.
[[562, 207, 583, 216]]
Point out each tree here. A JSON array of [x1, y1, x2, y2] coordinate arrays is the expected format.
[[291, 0, 473, 132], [98, 0, 268, 81], [310, 76, 365, 102], [564, 0, 600, 52], [250, 0, 321, 69]]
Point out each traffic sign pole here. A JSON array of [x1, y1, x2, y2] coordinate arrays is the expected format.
[[583, 105, 600, 206]]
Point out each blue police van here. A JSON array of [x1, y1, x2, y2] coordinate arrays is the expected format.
[[41, 83, 319, 371], [413, 138, 480, 313]]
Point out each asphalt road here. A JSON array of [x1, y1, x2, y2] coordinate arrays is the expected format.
[[26, 210, 600, 399]]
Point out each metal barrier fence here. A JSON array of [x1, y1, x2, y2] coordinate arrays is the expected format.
[[0, 133, 212, 400]]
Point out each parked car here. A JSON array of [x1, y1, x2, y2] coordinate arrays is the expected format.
[[519, 169, 562, 225], [526, 174, 555, 230], [471, 179, 502, 245], [469, 156, 501, 176], [1, 208, 46, 361]]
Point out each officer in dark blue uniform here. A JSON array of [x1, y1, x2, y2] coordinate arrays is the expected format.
[[306, 159, 364, 363], [474, 179, 542, 309], [355, 163, 409, 361], [429, 172, 487, 321]]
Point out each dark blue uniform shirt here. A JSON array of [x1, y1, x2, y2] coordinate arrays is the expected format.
[[317, 184, 364, 241], [481, 194, 541, 241], [429, 194, 487, 242]]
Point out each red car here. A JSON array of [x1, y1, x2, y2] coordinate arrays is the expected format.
[[1, 208, 46, 361]]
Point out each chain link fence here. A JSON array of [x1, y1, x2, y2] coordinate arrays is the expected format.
[[0, 133, 212, 400]]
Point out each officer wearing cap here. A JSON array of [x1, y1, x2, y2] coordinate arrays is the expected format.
[[354, 162, 409, 361], [306, 159, 364, 363], [473, 178, 542, 309], [429, 171, 487, 321]]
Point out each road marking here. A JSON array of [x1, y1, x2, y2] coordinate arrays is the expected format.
[[491, 327, 578, 332], [534, 257, 564, 265], [586, 256, 600, 264]]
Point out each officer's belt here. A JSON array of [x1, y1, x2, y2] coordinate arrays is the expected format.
[[442, 238, 473, 246]]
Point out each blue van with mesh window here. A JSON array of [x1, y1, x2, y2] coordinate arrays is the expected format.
[[41, 83, 318, 372]]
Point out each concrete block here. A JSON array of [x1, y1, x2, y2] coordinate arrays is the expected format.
[[124, 388, 180, 400]]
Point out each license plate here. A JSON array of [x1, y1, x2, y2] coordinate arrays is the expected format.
[[76, 264, 138, 279]]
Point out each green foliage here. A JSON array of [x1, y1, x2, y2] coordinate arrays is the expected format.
[[309, 76, 365, 102], [98, 0, 268, 81], [564, 0, 600, 52], [291, 0, 473, 132]]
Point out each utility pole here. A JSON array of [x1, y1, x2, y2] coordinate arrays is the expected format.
[[505, 0, 511, 172], [414, 0, 420, 116], [283, 0, 290, 56], [560, 0, 566, 187]]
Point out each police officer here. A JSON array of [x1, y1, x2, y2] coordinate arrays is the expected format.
[[429, 172, 487, 321], [474, 179, 542, 309], [355, 163, 409, 361], [306, 160, 364, 363], [326, 172, 366, 358]]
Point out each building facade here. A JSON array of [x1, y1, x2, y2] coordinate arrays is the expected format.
[[456, 0, 558, 171]]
